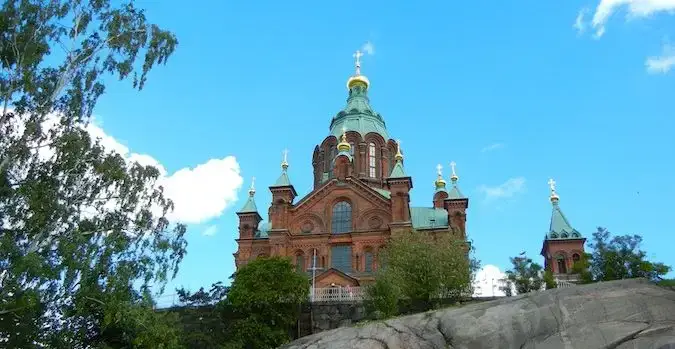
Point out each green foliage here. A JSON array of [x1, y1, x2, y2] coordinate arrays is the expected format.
[[364, 274, 399, 319], [174, 282, 231, 348], [0, 0, 184, 346], [225, 256, 309, 349], [372, 231, 478, 314], [502, 256, 544, 295], [543, 269, 557, 289], [585, 227, 671, 282]]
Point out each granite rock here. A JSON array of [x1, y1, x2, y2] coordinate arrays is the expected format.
[[281, 278, 675, 349]]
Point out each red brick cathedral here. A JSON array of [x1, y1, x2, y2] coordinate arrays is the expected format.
[[540, 179, 586, 281], [233, 51, 469, 287]]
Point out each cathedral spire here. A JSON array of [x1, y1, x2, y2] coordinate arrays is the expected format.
[[546, 178, 581, 239], [388, 139, 407, 178], [272, 150, 292, 187], [238, 177, 258, 213], [337, 127, 351, 153], [447, 161, 465, 199], [347, 50, 370, 90]]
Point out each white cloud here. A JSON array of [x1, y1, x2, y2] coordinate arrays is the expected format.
[[362, 41, 375, 55], [646, 43, 675, 74], [574, 8, 589, 34], [478, 177, 526, 201], [481, 143, 505, 153], [30, 113, 244, 225], [588, 0, 675, 37], [89, 123, 244, 224], [202, 225, 218, 237], [473, 265, 508, 297]]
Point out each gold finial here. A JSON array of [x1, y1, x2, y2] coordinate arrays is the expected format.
[[249, 177, 256, 196], [281, 149, 289, 170], [548, 178, 559, 203], [450, 161, 459, 182], [435, 164, 446, 189], [347, 50, 370, 89], [337, 126, 351, 152], [394, 139, 403, 161]]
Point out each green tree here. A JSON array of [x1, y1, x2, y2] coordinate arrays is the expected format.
[[174, 282, 231, 348], [584, 227, 670, 282], [364, 272, 399, 319], [372, 231, 478, 314], [543, 269, 557, 290], [502, 256, 544, 295], [226, 256, 310, 349], [1, 0, 184, 346]]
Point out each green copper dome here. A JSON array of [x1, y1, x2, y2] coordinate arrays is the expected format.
[[329, 80, 389, 140]]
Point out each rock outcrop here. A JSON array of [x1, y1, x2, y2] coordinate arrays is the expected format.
[[281, 278, 675, 349]]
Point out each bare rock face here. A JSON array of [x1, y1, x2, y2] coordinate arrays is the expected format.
[[281, 279, 675, 349]]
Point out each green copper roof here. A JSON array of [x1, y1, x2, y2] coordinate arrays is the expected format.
[[238, 194, 258, 213], [411, 207, 449, 229], [388, 161, 407, 178], [271, 170, 291, 187], [329, 84, 389, 140], [254, 222, 270, 239], [547, 202, 581, 239], [447, 184, 464, 199], [373, 188, 391, 199]]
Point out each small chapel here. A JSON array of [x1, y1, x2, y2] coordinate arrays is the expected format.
[[233, 51, 469, 288], [540, 179, 586, 282]]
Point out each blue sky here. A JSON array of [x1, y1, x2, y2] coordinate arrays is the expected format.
[[90, 0, 675, 299]]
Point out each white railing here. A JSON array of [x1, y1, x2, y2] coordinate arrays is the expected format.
[[309, 287, 474, 303], [311, 286, 365, 302], [556, 279, 577, 288]]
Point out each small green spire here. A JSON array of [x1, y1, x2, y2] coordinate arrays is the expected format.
[[271, 149, 292, 187], [388, 140, 407, 178], [238, 177, 258, 213], [447, 161, 464, 199], [546, 179, 582, 239]]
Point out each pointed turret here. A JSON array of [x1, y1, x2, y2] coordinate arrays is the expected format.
[[388, 141, 407, 179], [237, 178, 261, 240], [269, 150, 297, 229], [540, 179, 586, 278], [443, 161, 468, 238], [386, 141, 412, 225]]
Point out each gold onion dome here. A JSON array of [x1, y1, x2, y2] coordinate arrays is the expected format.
[[347, 49, 370, 90], [337, 129, 351, 152], [434, 164, 447, 189], [393, 139, 404, 162]]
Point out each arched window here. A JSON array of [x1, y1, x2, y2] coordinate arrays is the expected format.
[[550, 233, 558, 239], [556, 254, 567, 274], [296, 253, 305, 273], [560, 233, 569, 238], [368, 143, 376, 178], [349, 142, 355, 155], [572, 253, 580, 263], [364, 250, 374, 273], [331, 201, 352, 234]]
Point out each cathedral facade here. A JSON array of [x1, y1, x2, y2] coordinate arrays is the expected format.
[[233, 52, 468, 288]]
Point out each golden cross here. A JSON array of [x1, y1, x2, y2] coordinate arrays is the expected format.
[[450, 161, 457, 176], [353, 50, 363, 75]]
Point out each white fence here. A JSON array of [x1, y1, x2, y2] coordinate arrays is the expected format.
[[556, 279, 577, 288], [311, 286, 364, 302]]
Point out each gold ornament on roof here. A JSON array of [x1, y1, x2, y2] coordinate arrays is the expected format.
[[281, 149, 289, 170], [548, 178, 559, 203], [435, 164, 447, 188], [347, 50, 370, 89], [394, 139, 403, 161], [337, 126, 351, 152], [450, 161, 459, 183], [248, 177, 256, 196]]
